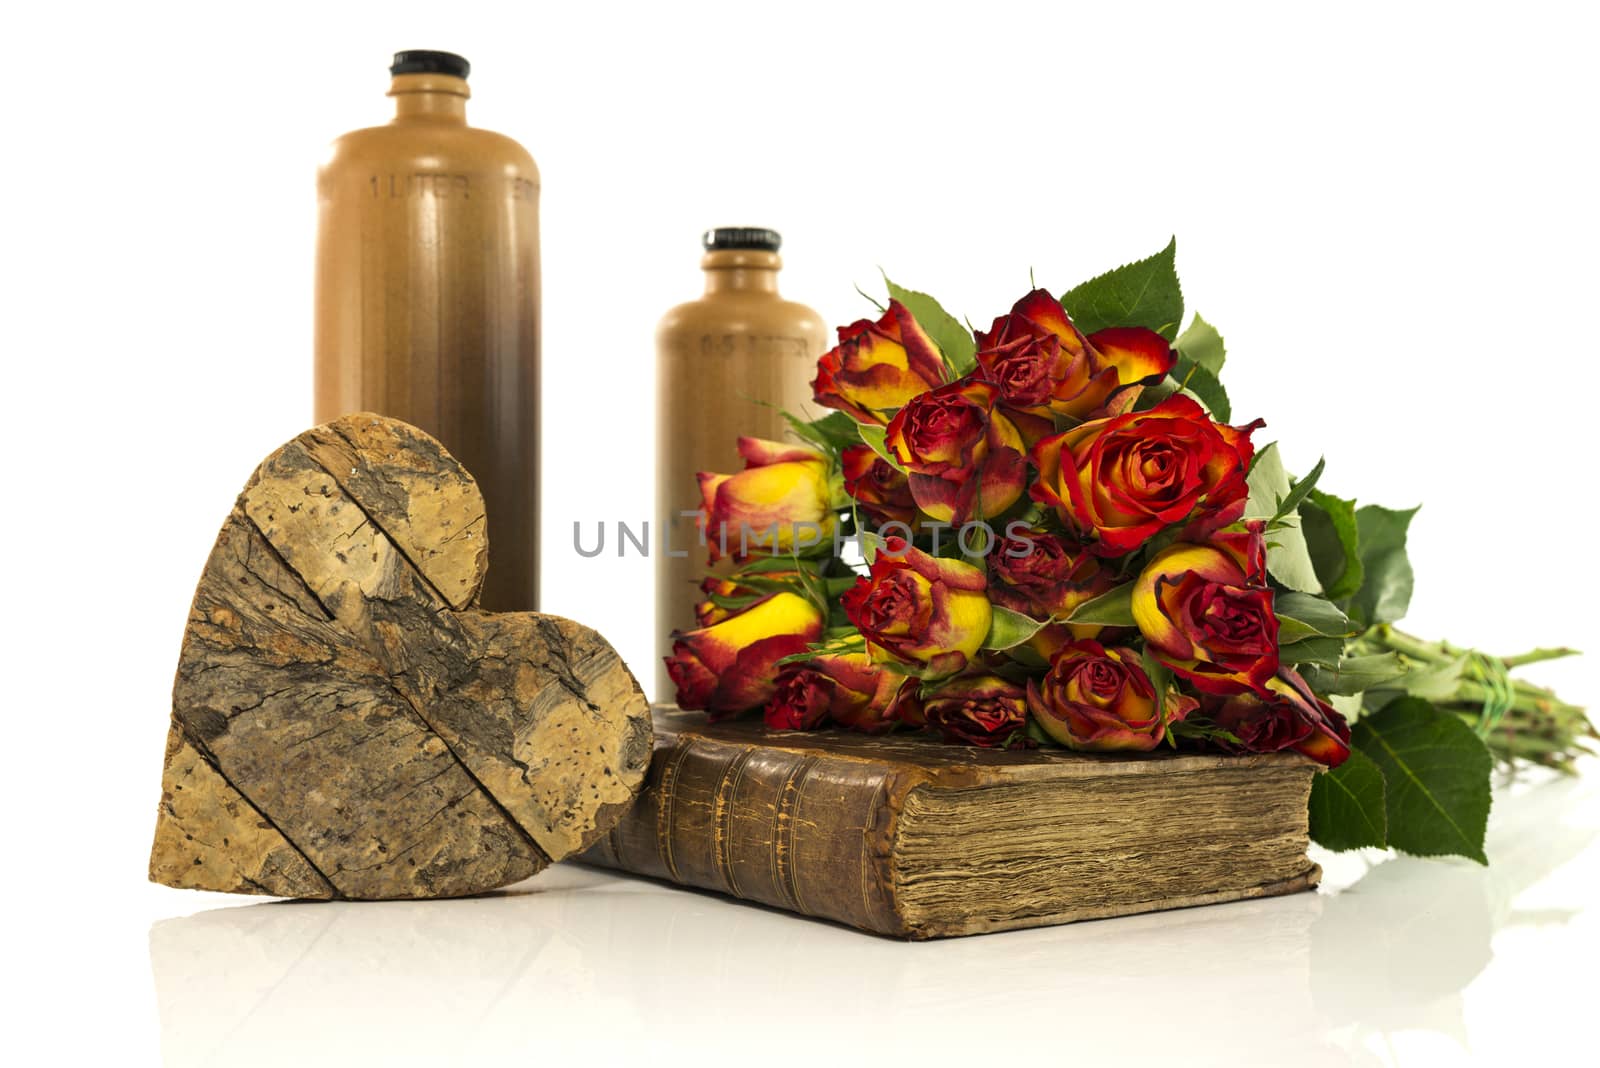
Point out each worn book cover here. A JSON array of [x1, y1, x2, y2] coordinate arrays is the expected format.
[[579, 708, 1323, 939]]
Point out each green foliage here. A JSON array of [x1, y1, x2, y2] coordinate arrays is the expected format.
[[1345, 505, 1420, 628], [1272, 457, 1325, 524], [983, 605, 1049, 651], [1244, 443, 1322, 593], [1065, 581, 1136, 627], [1278, 635, 1345, 667], [785, 410, 860, 454], [884, 277, 977, 376], [1274, 591, 1352, 643], [1173, 356, 1231, 422], [1060, 238, 1184, 339], [1300, 652, 1409, 696], [1352, 697, 1492, 863], [1309, 749, 1388, 851], [1175, 312, 1226, 375], [1141, 646, 1177, 725], [855, 423, 905, 472], [1300, 489, 1364, 601], [1132, 375, 1182, 412]]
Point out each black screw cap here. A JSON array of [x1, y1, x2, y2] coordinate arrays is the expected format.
[[390, 51, 470, 79], [703, 228, 782, 252]]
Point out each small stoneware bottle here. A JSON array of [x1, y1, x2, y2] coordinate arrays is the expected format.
[[654, 228, 828, 702], [314, 50, 541, 611]]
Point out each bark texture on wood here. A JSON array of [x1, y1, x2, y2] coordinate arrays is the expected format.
[[151, 413, 652, 900]]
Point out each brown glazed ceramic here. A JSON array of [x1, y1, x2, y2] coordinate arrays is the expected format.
[[314, 52, 540, 611], [654, 232, 827, 699]]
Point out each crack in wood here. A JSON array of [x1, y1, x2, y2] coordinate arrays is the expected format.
[[150, 414, 651, 900]]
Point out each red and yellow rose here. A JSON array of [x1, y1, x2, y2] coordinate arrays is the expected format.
[[1026, 639, 1196, 752], [987, 528, 1118, 623], [765, 651, 922, 734], [694, 566, 805, 627], [1132, 537, 1278, 695], [1203, 666, 1352, 767], [812, 300, 948, 424], [699, 437, 839, 563], [840, 443, 920, 527], [840, 542, 992, 678], [883, 378, 1027, 524], [974, 289, 1174, 420], [921, 674, 1029, 748], [665, 591, 825, 717], [1031, 394, 1259, 556]]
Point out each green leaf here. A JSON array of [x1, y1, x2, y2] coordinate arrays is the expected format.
[[1275, 592, 1352, 643], [1309, 748, 1389, 851], [1346, 505, 1419, 628], [982, 605, 1048, 651], [1278, 635, 1345, 667], [1175, 312, 1226, 376], [1273, 457, 1325, 523], [736, 556, 816, 576], [1300, 489, 1364, 601], [784, 410, 860, 454], [1352, 697, 1492, 864], [1065, 581, 1136, 627], [1244, 443, 1322, 593], [884, 277, 977, 377], [1060, 238, 1184, 339], [1301, 653, 1409, 696], [1141, 646, 1176, 726], [1132, 374, 1182, 412], [855, 423, 905, 473], [1004, 644, 1049, 670], [1173, 356, 1231, 422]]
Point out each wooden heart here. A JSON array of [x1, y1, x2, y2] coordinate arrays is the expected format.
[[149, 414, 652, 900]]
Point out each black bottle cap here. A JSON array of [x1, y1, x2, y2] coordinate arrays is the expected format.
[[390, 51, 471, 79], [703, 228, 782, 252]]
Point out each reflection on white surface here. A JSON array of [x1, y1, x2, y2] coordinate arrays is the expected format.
[[149, 773, 1598, 1067]]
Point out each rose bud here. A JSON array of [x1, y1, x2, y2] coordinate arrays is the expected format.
[[1132, 542, 1279, 695], [883, 377, 1028, 524], [764, 667, 834, 731], [973, 290, 1174, 420], [987, 528, 1118, 624], [766, 651, 920, 734], [699, 437, 840, 563], [841, 443, 920, 527], [812, 299, 948, 424], [1027, 639, 1197, 752], [840, 542, 992, 678], [694, 567, 805, 627], [665, 591, 825, 717], [1203, 666, 1351, 767], [1031, 394, 1260, 556], [921, 674, 1029, 748]]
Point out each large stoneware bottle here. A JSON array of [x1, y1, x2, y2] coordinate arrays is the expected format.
[[655, 228, 828, 701], [315, 50, 540, 611]]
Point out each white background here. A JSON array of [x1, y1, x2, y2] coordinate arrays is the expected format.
[[4, 1, 1597, 1065]]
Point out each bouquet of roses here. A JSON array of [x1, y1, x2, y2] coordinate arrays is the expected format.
[[663, 240, 1591, 862]]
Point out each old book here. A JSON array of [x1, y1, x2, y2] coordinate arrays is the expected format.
[[579, 708, 1323, 939]]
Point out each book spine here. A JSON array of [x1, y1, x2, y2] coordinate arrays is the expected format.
[[580, 731, 913, 936]]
